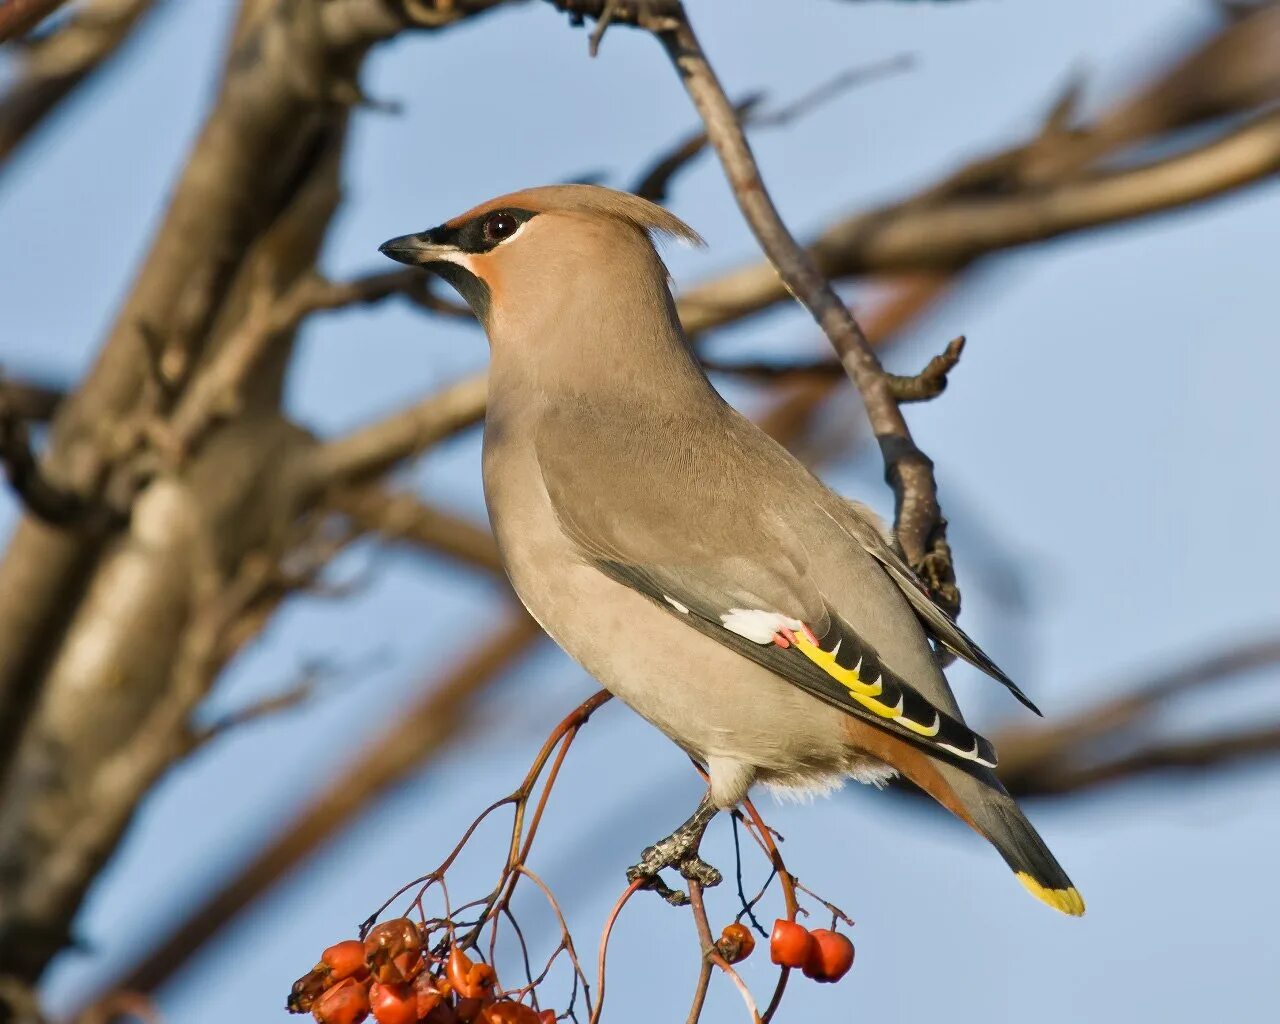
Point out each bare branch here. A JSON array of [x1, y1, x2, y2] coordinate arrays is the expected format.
[[188, 663, 332, 750], [0, 377, 65, 422], [328, 485, 504, 575], [994, 634, 1280, 798], [0, 380, 107, 527], [0, 0, 159, 167], [630, 93, 762, 202], [635, 4, 962, 610], [699, 357, 844, 381], [103, 611, 543, 998], [631, 56, 908, 202], [0, 0, 71, 43], [304, 373, 489, 487], [886, 335, 965, 403], [160, 269, 464, 463]]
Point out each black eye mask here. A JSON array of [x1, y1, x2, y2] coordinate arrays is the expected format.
[[425, 208, 539, 255]]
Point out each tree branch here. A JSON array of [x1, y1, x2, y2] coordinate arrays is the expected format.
[[327, 485, 504, 575], [105, 611, 543, 998], [885, 335, 965, 403], [0, 0, 160, 168], [304, 373, 489, 488], [635, 3, 962, 610], [994, 634, 1280, 798], [0, 0, 71, 43]]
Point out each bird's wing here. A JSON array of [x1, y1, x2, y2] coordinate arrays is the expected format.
[[537, 443, 999, 769], [822, 498, 1041, 716]]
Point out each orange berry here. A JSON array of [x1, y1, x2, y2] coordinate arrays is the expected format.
[[321, 940, 368, 982], [446, 946, 498, 1000], [803, 929, 855, 983], [717, 922, 756, 964], [364, 919, 424, 984], [369, 982, 417, 1024], [479, 1002, 541, 1024], [312, 977, 370, 1024], [769, 919, 814, 969], [413, 972, 450, 1018]]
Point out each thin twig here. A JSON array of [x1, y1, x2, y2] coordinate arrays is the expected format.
[[688, 881, 762, 1023], [642, 4, 963, 613], [590, 880, 644, 1024], [886, 335, 965, 402]]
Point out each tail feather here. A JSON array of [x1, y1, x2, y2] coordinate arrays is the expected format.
[[841, 716, 1084, 915], [963, 780, 1085, 917]]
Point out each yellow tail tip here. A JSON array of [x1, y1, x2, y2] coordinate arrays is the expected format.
[[1016, 872, 1086, 916]]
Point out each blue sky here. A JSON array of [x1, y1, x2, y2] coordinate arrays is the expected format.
[[2, 0, 1279, 1020]]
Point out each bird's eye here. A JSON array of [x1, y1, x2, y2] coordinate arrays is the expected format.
[[482, 212, 519, 243]]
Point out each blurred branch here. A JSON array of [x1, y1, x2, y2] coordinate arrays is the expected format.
[[304, 373, 490, 487], [160, 269, 465, 464], [996, 635, 1280, 798], [0, 0, 159, 168], [0, 0, 71, 43], [188, 662, 332, 750], [329, 485, 504, 575], [0, 0, 515, 995], [0, 377, 63, 421], [109, 610, 543, 998], [0, 381, 93, 526], [631, 55, 910, 202]]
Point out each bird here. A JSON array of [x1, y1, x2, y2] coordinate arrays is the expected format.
[[379, 184, 1084, 917]]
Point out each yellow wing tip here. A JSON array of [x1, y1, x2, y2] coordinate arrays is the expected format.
[[1016, 872, 1086, 917]]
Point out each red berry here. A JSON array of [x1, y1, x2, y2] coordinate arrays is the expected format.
[[413, 973, 451, 1018], [321, 940, 368, 982], [480, 1002, 541, 1024], [364, 919, 425, 984], [769, 919, 814, 969], [312, 977, 370, 1024], [717, 922, 756, 964], [447, 946, 498, 1000], [369, 982, 417, 1024], [803, 929, 855, 983]]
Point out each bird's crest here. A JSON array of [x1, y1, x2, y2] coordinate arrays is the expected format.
[[446, 184, 705, 248]]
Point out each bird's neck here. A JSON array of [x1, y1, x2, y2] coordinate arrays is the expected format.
[[486, 273, 716, 409]]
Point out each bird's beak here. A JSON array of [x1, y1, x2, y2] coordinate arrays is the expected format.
[[378, 231, 460, 267]]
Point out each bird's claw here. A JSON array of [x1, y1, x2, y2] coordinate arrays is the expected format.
[[626, 832, 723, 905]]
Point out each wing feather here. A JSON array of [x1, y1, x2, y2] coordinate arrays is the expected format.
[[823, 500, 1041, 716], [596, 559, 998, 769]]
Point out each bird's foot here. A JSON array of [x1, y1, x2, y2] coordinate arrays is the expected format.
[[626, 826, 722, 907]]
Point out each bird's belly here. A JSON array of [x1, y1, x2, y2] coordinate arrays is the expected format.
[[504, 535, 858, 783]]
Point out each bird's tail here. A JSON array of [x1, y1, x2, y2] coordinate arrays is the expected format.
[[845, 723, 1084, 914], [954, 772, 1085, 916]]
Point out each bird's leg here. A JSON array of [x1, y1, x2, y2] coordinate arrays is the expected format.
[[626, 794, 722, 906]]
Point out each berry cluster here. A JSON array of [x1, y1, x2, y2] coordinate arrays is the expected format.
[[287, 918, 555, 1024], [768, 919, 855, 983]]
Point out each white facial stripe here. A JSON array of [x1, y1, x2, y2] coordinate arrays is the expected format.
[[430, 249, 475, 270]]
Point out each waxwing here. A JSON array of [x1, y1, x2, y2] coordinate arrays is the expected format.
[[380, 184, 1083, 916]]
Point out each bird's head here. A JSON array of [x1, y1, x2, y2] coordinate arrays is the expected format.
[[378, 184, 703, 330]]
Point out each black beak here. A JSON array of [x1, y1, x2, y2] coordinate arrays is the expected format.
[[378, 231, 458, 266]]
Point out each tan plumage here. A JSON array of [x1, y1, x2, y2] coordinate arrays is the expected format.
[[380, 184, 1084, 917]]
